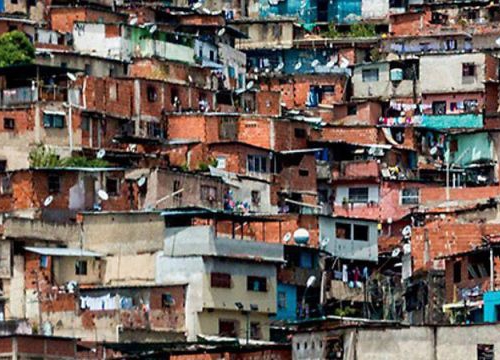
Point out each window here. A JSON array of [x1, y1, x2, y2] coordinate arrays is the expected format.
[[353, 225, 369, 241], [347, 104, 357, 115], [10, 0, 18, 4], [75, 260, 87, 275], [173, 179, 182, 203], [453, 261, 461, 283], [3, 118, 14, 130], [462, 63, 476, 77], [43, 113, 65, 128], [250, 322, 262, 339], [294, 128, 306, 138], [84, 64, 91, 75], [278, 291, 286, 309], [247, 276, 267, 292], [161, 293, 174, 307], [445, 39, 457, 50], [401, 188, 419, 205], [200, 185, 217, 202], [336, 223, 351, 240], [464, 99, 479, 112], [48, 174, 60, 194], [432, 101, 447, 115], [219, 319, 238, 337], [0, 176, 11, 195], [105, 178, 119, 196], [210, 272, 231, 288], [247, 155, 268, 173], [348, 187, 369, 203], [109, 83, 118, 101], [298, 169, 309, 177], [147, 86, 158, 102], [228, 66, 236, 79], [362, 68, 379, 82], [477, 344, 494, 360], [251, 190, 261, 206]]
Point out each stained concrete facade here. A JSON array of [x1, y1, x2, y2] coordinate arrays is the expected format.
[[293, 323, 500, 360]]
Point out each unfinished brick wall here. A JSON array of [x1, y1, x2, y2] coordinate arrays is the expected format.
[[411, 221, 500, 272], [420, 185, 500, 204], [49, 7, 126, 33], [320, 126, 378, 144]]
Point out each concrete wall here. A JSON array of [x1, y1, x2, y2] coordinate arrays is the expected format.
[[294, 324, 500, 360], [53, 257, 101, 285], [352, 62, 418, 100], [420, 53, 486, 94], [236, 21, 294, 50], [156, 255, 277, 341], [80, 212, 165, 255], [361, 0, 389, 19], [319, 216, 378, 262], [164, 225, 284, 262]]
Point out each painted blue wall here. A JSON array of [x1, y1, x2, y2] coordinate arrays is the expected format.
[[275, 283, 298, 321], [421, 114, 484, 129], [484, 291, 500, 323], [0, 0, 4, 12]]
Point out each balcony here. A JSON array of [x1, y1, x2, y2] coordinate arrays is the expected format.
[[332, 160, 379, 181], [0, 85, 68, 107], [326, 280, 368, 302]]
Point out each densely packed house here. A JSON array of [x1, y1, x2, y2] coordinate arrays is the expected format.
[[0, 0, 498, 358]]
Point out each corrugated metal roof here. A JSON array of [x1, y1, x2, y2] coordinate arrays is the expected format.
[[24, 247, 103, 257]]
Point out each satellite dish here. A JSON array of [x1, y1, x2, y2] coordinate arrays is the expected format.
[[192, 2, 203, 9], [217, 28, 226, 36], [246, 80, 254, 90], [67, 72, 77, 82], [96, 149, 106, 159], [430, 146, 438, 156], [43, 195, 54, 207], [149, 25, 158, 34], [320, 237, 330, 248], [275, 62, 284, 71], [311, 59, 319, 67], [402, 225, 412, 238], [97, 189, 109, 201], [306, 276, 316, 288], [294, 61, 302, 70], [129, 17, 138, 26], [391, 248, 401, 257], [293, 228, 310, 245], [137, 176, 147, 187], [283, 232, 292, 243]]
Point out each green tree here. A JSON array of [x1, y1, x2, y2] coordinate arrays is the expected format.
[[0, 31, 35, 67]]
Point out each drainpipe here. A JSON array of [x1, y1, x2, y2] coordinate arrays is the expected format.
[[490, 246, 494, 291]]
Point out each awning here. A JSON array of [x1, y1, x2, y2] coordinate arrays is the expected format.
[[43, 110, 65, 116], [280, 148, 323, 155], [442, 300, 483, 311], [24, 247, 103, 257]]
